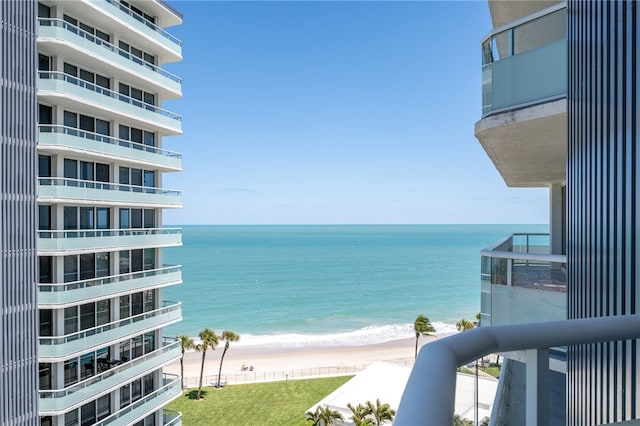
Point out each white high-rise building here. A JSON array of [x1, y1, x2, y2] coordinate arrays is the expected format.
[[35, 1, 184, 424]]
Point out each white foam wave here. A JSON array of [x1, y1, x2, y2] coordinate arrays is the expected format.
[[187, 321, 460, 349]]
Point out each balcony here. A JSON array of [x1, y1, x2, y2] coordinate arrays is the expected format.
[[38, 265, 182, 308], [37, 18, 181, 97], [38, 125, 182, 171], [480, 234, 566, 327], [163, 409, 183, 426], [38, 71, 182, 135], [38, 228, 182, 255], [475, 4, 566, 187], [39, 301, 181, 361], [39, 343, 181, 416], [38, 177, 182, 208], [94, 376, 182, 426], [89, 0, 182, 62]]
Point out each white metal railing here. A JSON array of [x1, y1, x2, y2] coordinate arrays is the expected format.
[[38, 18, 181, 83], [38, 342, 180, 399], [39, 301, 180, 345], [103, 0, 182, 45], [38, 177, 181, 197], [37, 227, 181, 240], [38, 71, 182, 121], [39, 124, 182, 159], [395, 315, 640, 425], [38, 265, 181, 293]]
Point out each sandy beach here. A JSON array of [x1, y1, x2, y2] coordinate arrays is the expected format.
[[164, 336, 439, 387]]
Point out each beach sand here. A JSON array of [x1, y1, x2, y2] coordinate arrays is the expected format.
[[164, 336, 438, 386]]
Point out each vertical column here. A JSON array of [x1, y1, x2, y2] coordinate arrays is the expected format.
[[525, 349, 549, 426], [549, 183, 563, 256]]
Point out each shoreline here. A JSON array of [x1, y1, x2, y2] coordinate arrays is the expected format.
[[164, 335, 446, 386]]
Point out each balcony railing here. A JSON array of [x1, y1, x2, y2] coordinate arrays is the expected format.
[[38, 71, 182, 122], [38, 265, 182, 306], [38, 18, 181, 84], [103, 0, 182, 45], [39, 301, 180, 344], [481, 3, 567, 117], [163, 409, 183, 426], [94, 375, 182, 426], [480, 233, 566, 327], [39, 124, 181, 159], [39, 177, 181, 197], [395, 315, 640, 425], [39, 344, 181, 415]]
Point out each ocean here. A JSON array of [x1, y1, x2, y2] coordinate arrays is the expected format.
[[162, 224, 546, 347]]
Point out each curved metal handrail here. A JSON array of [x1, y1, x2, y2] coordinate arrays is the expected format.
[[395, 315, 640, 425]]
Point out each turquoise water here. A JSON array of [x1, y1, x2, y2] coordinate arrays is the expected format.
[[163, 224, 546, 347]]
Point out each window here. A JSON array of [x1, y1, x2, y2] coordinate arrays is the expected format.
[[39, 104, 52, 124], [96, 163, 109, 182], [144, 170, 155, 188], [119, 251, 130, 274], [97, 207, 110, 229], [65, 409, 78, 426], [144, 209, 155, 228], [132, 249, 143, 272], [39, 256, 53, 284], [39, 205, 51, 230], [96, 394, 111, 421], [80, 399, 96, 426], [64, 159, 78, 179], [118, 83, 156, 107], [64, 62, 110, 89], [144, 332, 155, 355], [120, 295, 130, 319], [38, 55, 51, 71], [80, 254, 95, 280], [119, 40, 156, 65], [80, 160, 93, 180], [38, 3, 51, 18], [144, 373, 154, 394], [80, 352, 95, 381], [132, 292, 143, 315], [97, 300, 110, 325], [120, 383, 131, 408], [39, 155, 51, 177], [64, 358, 78, 386], [119, 339, 131, 362], [39, 363, 52, 390], [96, 252, 110, 277], [64, 206, 78, 230], [80, 303, 95, 330], [131, 209, 142, 228], [120, 209, 130, 229], [64, 256, 78, 283], [80, 207, 94, 229], [65, 110, 111, 136], [144, 248, 155, 270], [41, 417, 53, 426], [132, 335, 144, 359], [143, 290, 155, 311], [39, 310, 53, 337], [131, 378, 142, 401]]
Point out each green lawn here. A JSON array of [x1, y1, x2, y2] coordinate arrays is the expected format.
[[166, 376, 353, 425]]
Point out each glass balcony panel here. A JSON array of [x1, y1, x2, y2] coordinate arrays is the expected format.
[[93, 375, 182, 426], [38, 228, 181, 254], [38, 72, 181, 134], [38, 302, 181, 360], [38, 266, 182, 306], [479, 234, 566, 327], [39, 345, 181, 415], [481, 6, 567, 117], [38, 177, 182, 208], [37, 19, 181, 95]]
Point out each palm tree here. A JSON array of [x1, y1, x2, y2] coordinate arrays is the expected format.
[[456, 318, 475, 332], [216, 330, 239, 388], [413, 314, 435, 359], [305, 406, 343, 426], [196, 328, 219, 400], [177, 335, 194, 390], [347, 402, 374, 426], [366, 399, 395, 425]]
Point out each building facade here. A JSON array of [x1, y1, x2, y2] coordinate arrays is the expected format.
[[0, 1, 40, 424], [35, 0, 184, 425]]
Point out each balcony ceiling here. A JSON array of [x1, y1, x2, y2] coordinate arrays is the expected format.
[[488, 0, 563, 28], [475, 99, 566, 187]]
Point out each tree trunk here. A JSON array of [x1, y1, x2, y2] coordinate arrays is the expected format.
[[197, 349, 206, 400], [414, 334, 419, 360], [217, 343, 228, 388], [180, 351, 185, 390]]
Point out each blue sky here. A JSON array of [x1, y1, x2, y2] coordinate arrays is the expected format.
[[162, 1, 549, 225]]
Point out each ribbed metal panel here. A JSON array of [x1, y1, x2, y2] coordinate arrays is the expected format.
[[0, 0, 39, 424], [567, 1, 640, 424]]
